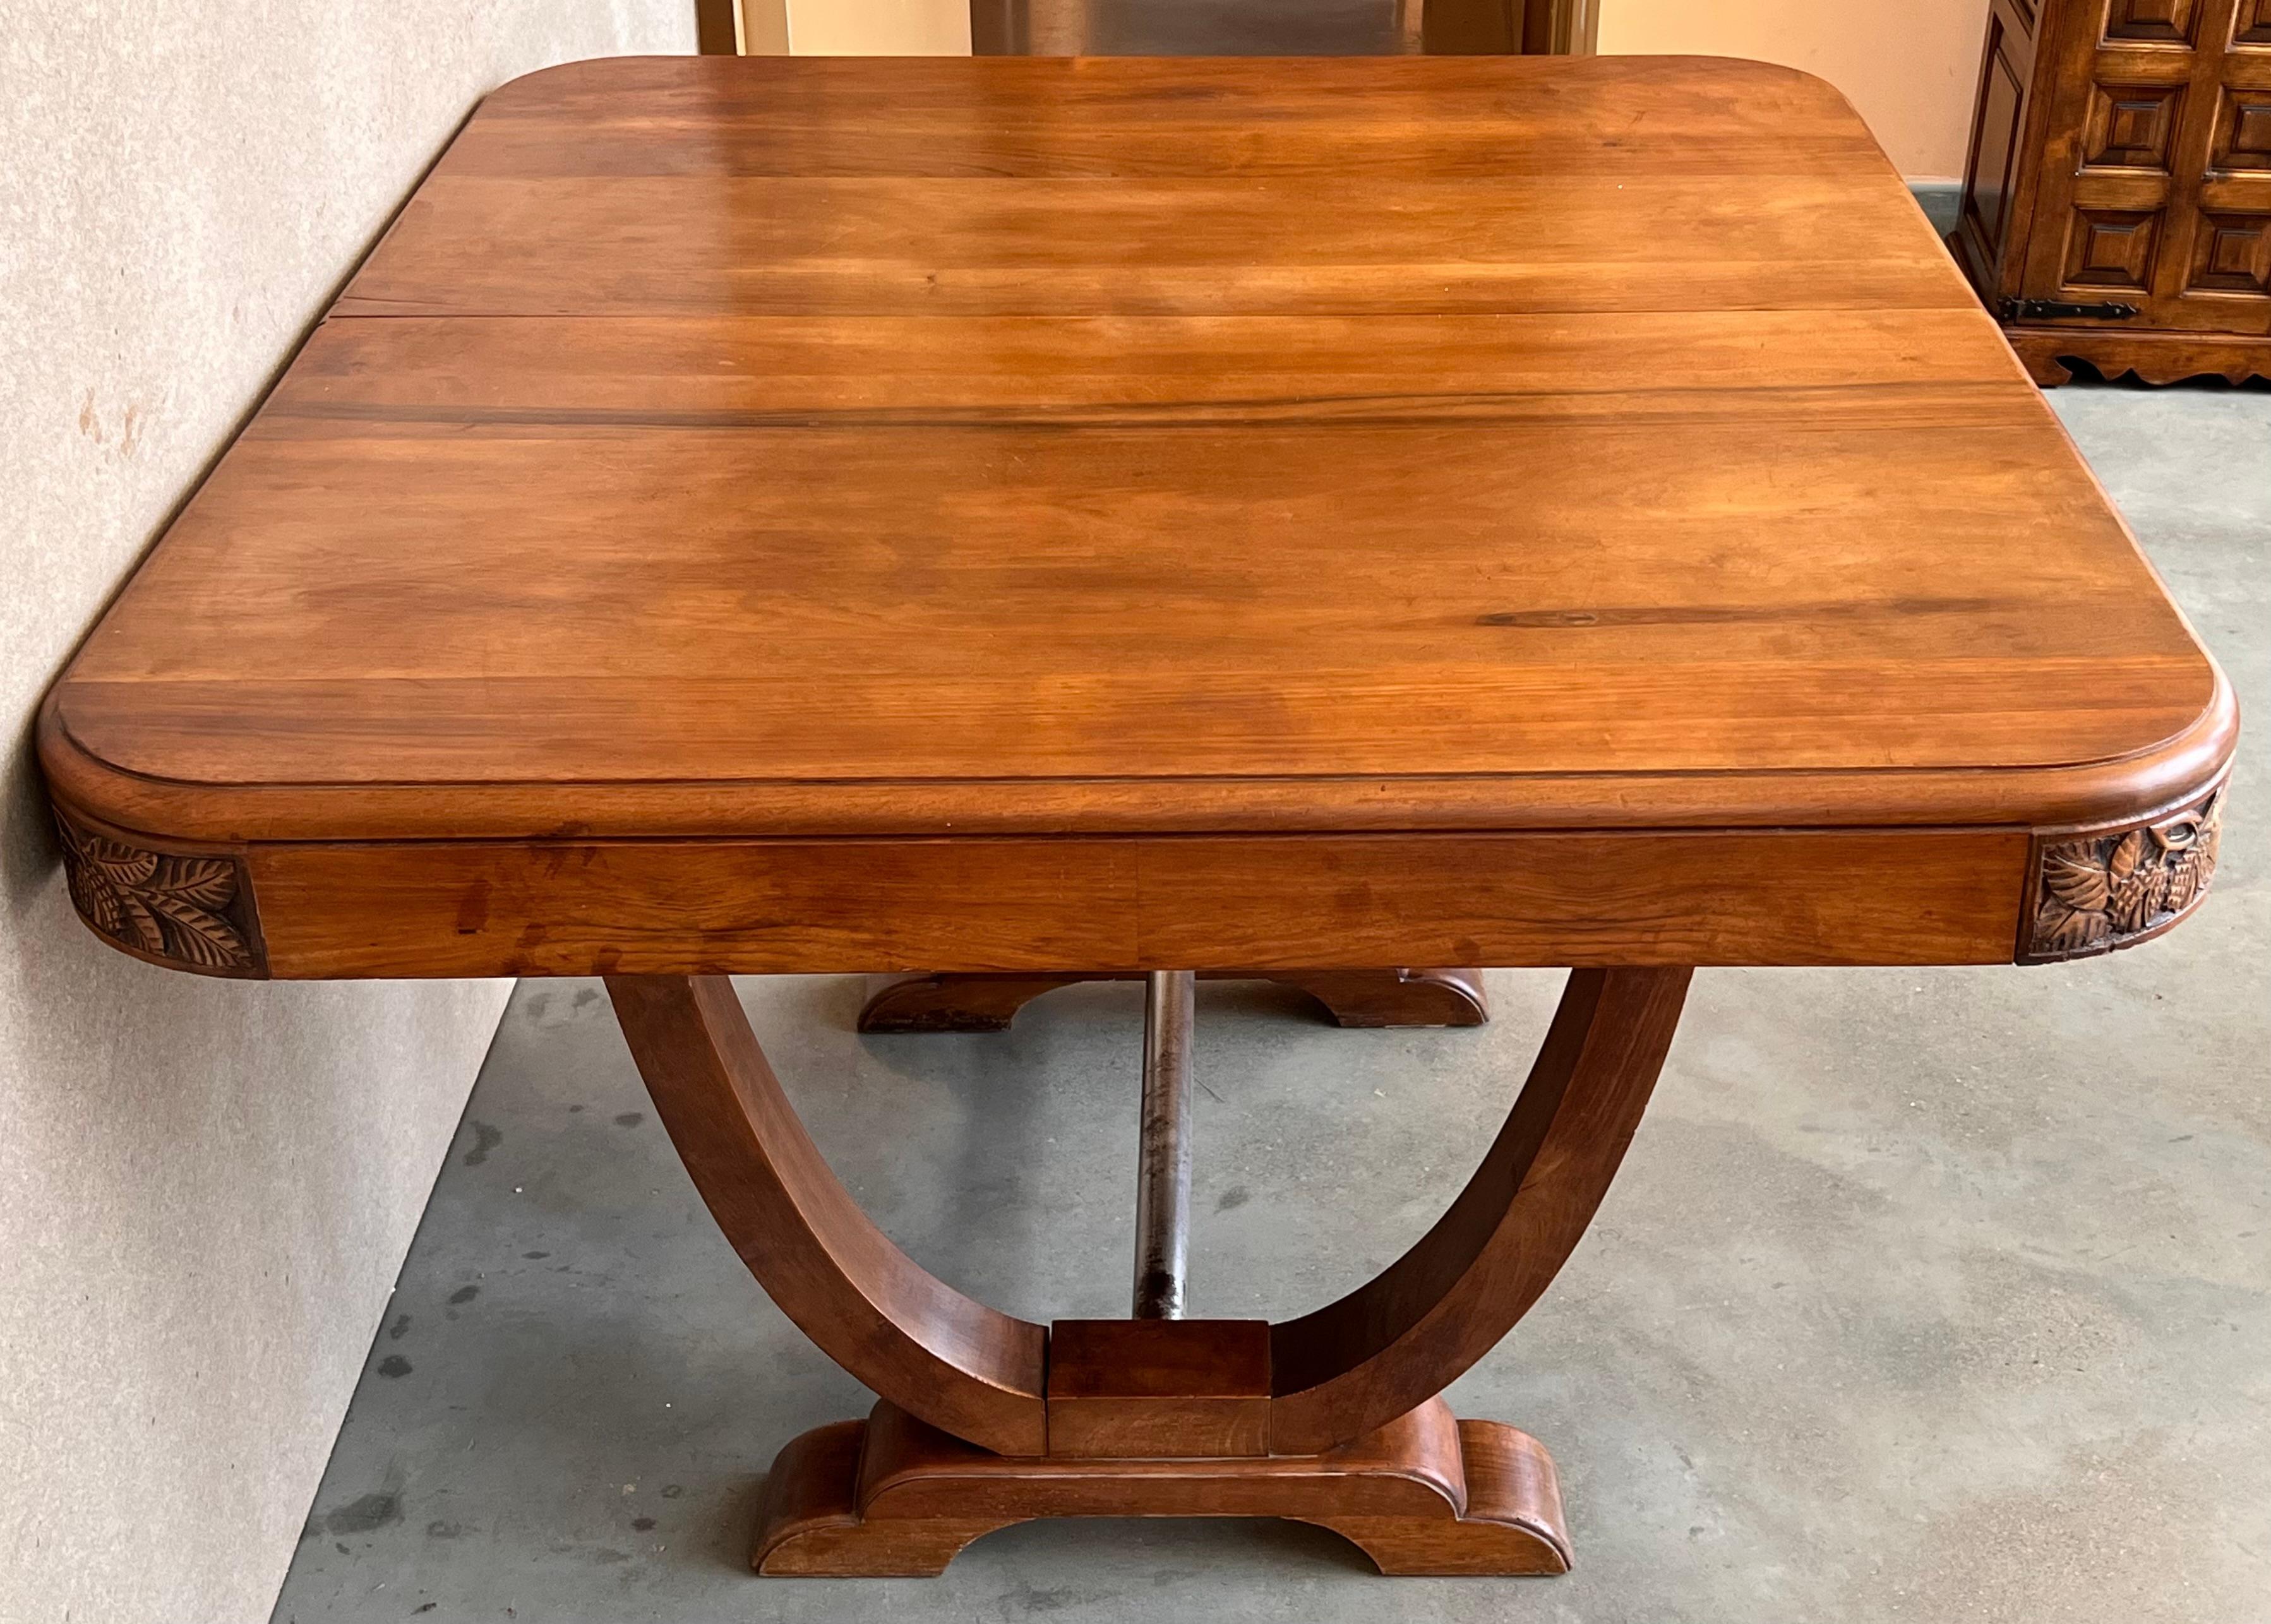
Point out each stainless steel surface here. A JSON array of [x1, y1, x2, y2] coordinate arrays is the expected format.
[[1132, 969, 1197, 1320]]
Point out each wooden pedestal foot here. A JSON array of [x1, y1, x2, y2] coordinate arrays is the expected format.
[[1267, 968, 1489, 1029], [855, 972, 1093, 1033], [857, 969, 1489, 1033], [752, 1398, 1569, 1578]]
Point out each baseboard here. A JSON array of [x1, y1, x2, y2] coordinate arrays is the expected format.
[[1908, 180, 1960, 237]]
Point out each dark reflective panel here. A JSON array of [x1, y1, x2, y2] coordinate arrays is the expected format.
[[974, 0, 1415, 55], [973, 0, 1562, 57]]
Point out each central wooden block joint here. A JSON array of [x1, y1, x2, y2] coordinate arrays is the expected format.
[[1045, 1318, 1272, 1458]]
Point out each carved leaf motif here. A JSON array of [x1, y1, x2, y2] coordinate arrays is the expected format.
[[54, 813, 254, 973], [80, 837, 160, 888], [2042, 850, 2111, 911], [2027, 792, 2223, 961], [2034, 905, 2104, 953]]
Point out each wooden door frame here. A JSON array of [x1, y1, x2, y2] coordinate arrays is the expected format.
[[697, 0, 789, 54], [1422, 0, 1598, 54], [705, 0, 1594, 57]]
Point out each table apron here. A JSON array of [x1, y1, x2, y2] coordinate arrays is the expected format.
[[239, 828, 2031, 977]]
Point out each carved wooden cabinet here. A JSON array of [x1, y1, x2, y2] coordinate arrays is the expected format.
[[1952, 0, 2271, 383]]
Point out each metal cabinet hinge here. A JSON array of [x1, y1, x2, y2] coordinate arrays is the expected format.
[[1998, 297, 2140, 322]]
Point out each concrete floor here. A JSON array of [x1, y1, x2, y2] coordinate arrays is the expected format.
[[272, 379, 2268, 1623]]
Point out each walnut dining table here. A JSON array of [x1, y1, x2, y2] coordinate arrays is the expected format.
[[40, 54, 2234, 1579]]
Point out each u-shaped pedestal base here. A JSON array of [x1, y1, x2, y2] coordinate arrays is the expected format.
[[753, 1397, 1570, 1577], [607, 966, 1690, 1578], [856, 968, 1490, 1032]]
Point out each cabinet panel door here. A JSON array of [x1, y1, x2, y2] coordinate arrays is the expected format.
[[1958, 0, 2045, 292], [2022, 0, 2271, 332]]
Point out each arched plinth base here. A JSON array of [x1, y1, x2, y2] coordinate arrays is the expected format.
[[857, 968, 1489, 1033], [613, 965, 1687, 1580], [752, 1398, 1570, 1578]]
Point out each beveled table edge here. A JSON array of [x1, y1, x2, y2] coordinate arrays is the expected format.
[[35, 665, 2238, 846]]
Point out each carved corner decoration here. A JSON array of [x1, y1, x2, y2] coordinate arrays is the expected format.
[[52, 807, 263, 977], [2023, 790, 2222, 964]]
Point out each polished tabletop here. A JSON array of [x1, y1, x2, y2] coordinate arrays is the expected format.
[[40, 55, 2233, 979]]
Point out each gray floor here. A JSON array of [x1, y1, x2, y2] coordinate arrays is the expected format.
[[273, 380, 2268, 1624]]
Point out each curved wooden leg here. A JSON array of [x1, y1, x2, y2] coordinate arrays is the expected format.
[[753, 1397, 1569, 1578], [607, 976, 1049, 1455], [1270, 967, 1692, 1451], [858, 968, 1488, 1033]]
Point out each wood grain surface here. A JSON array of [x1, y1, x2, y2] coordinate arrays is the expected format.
[[39, 54, 2236, 974], [244, 828, 2028, 976], [1045, 1318, 1274, 1458], [751, 1397, 1571, 1576]]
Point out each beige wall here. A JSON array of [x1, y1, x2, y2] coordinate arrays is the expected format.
[[0, 7, 693, 1623], [1600, 0, 1992, 179], [785, 0, 973, 54], [767, 0, 1988, 174]]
